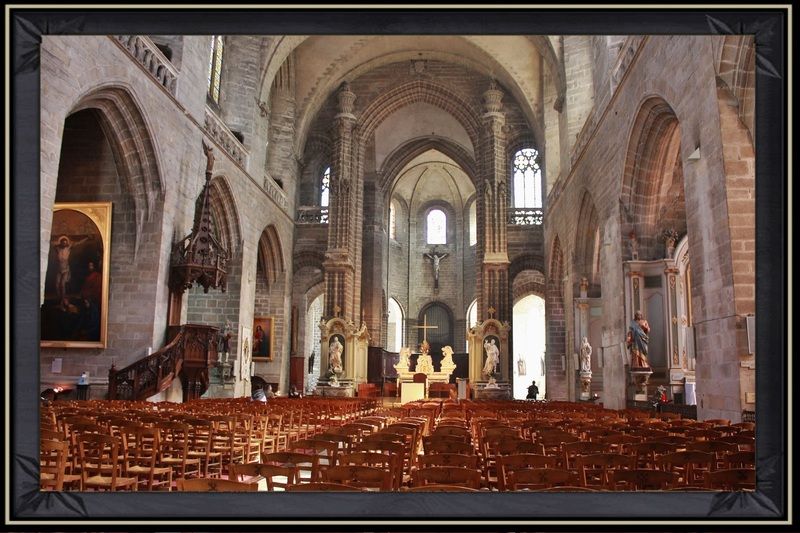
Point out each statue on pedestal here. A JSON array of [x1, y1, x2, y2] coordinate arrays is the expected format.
[[580, 337, 592, 373], [415, 340, 435, 375], [627, 311, 651, 368]]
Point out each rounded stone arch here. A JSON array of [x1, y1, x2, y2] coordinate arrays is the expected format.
[[509, 254, 546, 286], [207, 175, 243, 256], [293, 250, 326, 275], [573, 190, 602, 292], [620, 96, 686, 260], [379, 136, 478, 192], [257, 225, 286, 289], [357, 79, 483, 160], [69, 85, 163, 255], [417, 300, 455, 354]]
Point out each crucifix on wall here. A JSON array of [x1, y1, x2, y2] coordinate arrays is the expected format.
[[423, 248, 449, 290]]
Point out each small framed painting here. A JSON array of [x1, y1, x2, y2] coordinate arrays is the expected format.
[[252, 316, 273, 361]]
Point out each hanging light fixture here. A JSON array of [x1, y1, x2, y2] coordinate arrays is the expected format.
[[169, 141, 229, 293]]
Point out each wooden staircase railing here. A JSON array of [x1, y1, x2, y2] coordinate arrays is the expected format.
[[108, 324, 218, 401]]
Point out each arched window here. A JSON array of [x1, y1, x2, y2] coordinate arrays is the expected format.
[[468, 202, 477, 246], [207, 35, 224, 104], [387, 298, 404, 352], [512, 148, 542, 208], [427, 209, 446, 244], [320, 167, 330, 207], [389, 200, 397, 240]]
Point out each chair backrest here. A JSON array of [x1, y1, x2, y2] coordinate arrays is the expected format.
[[611, 469, 679, 490], [704, 468, 755, 490], [422, 437, 474, 455], [497, 454, 559, 491], [177, 477, 258, 492], [261, 451, 319, 484], [286, 482, 363, 491], [405, 484, 480, 492], [417, 453, 479, 469], [322, 465, 393, 491], [412, 466, 482, 489], [77, 433, 123, 487], [413, 373, 427, 384], [229, 462, 298, 490], [507, 468, 574, 490], [40, 439, 67, 491]]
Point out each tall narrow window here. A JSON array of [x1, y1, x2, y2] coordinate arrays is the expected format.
[[207, 36, 224, 104], [320, 167, 330, 207], [513, 148, 542, 208], [469, 202, 477, 246], [427, 209, 446, 244], [389, 200, 397, 240]]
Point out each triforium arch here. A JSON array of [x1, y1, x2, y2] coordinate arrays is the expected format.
[[621, 96, 686, 260], [714, 35, 756, 141], [573, 190, 602, 294], [545, 235, 567, 400], [69, 86, 164, 259], [207, 175, 243, 256]]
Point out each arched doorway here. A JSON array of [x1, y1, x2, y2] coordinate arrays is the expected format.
[[512, 295, 546, 399]]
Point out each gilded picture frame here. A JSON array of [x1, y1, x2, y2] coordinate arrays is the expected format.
[[40, 202, 112, 348], [252, 316, 273, 361]]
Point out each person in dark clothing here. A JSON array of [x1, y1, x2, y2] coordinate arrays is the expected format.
[[526, 380, 539, 400]]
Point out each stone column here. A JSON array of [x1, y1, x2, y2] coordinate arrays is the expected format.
[[479, 80, 511, 326], [324, 82, 359, 323]]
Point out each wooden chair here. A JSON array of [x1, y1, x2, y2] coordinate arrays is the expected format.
[[229, 462, 298, 491], [185, 418, 223, 479], [40, 439, 67, 491], [78, 433, 138, 491], [575, 453, 635, 489], [506, 468, 575, 490], [177, 477, 258, 492], [493, 439, 546, 456], [657, 450, 715, 487], [289, 438, 341, 480], [122, 426, 173, 491], [322, 465, 393, 491], [286, 481, 363, 491], [686, 440, 739, 470], [562, 441, 610, 469], [628, 441, 676, 469], [412, 466, 482, 489], [704, 468, 756, 490], [497, 454, 559, 491], [352, 440, 406, 490], [261, 451, 319, 485], [422, 437, 474, 456], [157, 421, 202, 481], [723, 451, 756, 469], [417, 453, 479, 469], [611, 469, 679, 490]]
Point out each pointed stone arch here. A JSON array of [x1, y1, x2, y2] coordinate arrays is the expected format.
[[207, 176, 242, 256], [357, 79, 483, 157], [379, 136, 478, 192], [574, 190, 602, 292], [621, 96, 686, 260], [70, 86, 163, 257], [546, 235, 567, 400], [257, 225, 286, 289]]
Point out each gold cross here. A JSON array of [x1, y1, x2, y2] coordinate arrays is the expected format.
[[412, 315, 438, 342], [488, 306, 496, 319]]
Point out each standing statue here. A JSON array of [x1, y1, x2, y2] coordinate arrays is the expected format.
[[580, 337, 592, 373], [483, 338, 500, 376], [627, 310, 651, 368], [328, 336, 344, 374], [416, 340, 434, 374], [397, 347, 411, 368], [423, 249, 449, 289]]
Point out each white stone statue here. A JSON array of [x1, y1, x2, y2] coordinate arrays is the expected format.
[[441, 345, 455, 367], [580, 336, 592, 373], [396, 347, 411, 369], [483, 338, 500, 376], [328, 336, 343, 375]]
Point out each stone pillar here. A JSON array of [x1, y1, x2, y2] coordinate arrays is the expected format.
[[479, 80, 511, 324], [324, 82, 359, 323], [665, 266, 684, 399]]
